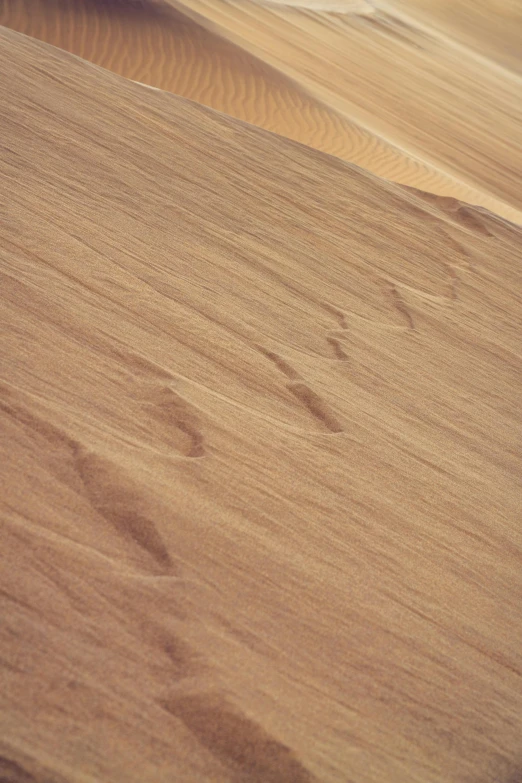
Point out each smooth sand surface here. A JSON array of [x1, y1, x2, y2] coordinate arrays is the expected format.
[[386, 0, 522, 74], [2, 24, 522, 783], [1, 0, 521, 222]]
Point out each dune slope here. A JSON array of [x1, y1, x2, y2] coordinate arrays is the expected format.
[[385, 0, 522, 74], [1, 0, 521, 223], [1, 25, 522, 783], [0, 0, 366, 160], [164, 0, 522, 222]]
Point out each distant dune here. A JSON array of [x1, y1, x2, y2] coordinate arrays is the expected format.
[[384, 0, 522, 74], [0, 0, 361, 156], [1, 24, 522, 783], [1, 0, 521, 223], [163, 0, 522, 223]]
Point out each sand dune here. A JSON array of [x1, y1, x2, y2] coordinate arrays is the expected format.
[[385, 0, 522, 74], [163, 0, 522, 222], [0, 0, 357, 153], [2, 24, 522, 783], [1, 0, 521, 222]]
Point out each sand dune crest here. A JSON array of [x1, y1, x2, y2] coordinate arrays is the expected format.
[[1, 0, 521, 222]]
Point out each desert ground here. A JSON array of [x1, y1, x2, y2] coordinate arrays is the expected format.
[[1, 2, 521, 782], [2, 0, 522, 222]]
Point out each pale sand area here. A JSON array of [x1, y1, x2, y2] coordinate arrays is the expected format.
[[383, 0, 522, 74], [1, 0, 521, 222], [2, 24, 522, 783]]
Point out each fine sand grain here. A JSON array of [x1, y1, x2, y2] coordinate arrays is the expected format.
[[1, 24, 522, 783]]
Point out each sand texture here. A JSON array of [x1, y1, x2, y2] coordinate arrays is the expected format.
[[161, 0, 522, 222], [1, 20, 522, 783], [1, 0, 521, 223]]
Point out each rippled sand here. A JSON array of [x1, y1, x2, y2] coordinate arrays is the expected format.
[[2, 0, 521, 221]]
